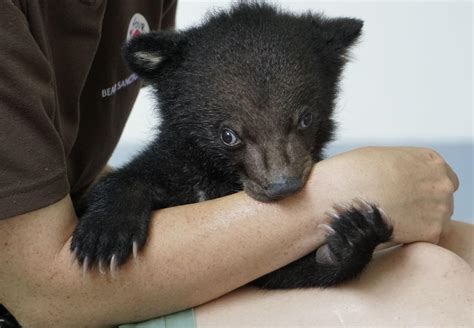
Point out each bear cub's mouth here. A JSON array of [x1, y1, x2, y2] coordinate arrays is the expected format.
[[242, 167, 312, 202]]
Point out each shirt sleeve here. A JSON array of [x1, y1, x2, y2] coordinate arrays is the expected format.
[[0, 1, 69, 220]]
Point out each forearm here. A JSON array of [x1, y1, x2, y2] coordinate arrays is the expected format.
[[1, 185, 328, 326]]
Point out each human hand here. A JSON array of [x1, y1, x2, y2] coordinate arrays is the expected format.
[[308, 147, 459, 244]]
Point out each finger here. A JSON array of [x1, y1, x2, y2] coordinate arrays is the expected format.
[[445, 163, 460, 192]]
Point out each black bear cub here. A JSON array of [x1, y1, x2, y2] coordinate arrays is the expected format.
[[71, 3, 392, 288]]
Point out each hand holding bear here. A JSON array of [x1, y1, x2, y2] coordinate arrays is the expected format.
[[309, 146, 458, 245]]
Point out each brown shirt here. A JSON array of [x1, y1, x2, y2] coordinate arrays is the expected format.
[[0, 0, 177, 219]]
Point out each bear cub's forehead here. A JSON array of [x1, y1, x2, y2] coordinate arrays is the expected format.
[[176, 8, 323, 119], [187, 6, 320, 66]]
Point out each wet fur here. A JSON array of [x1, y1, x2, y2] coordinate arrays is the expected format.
[[71, 3, 392, 288]]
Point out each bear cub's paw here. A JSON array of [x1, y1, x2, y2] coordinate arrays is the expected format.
[[316, 199, 393, 277], [70, 204, 150, 275]]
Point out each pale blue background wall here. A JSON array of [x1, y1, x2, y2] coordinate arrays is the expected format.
[[110, 1, 473, 222]]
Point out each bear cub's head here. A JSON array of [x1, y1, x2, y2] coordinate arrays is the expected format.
[[124, 3, 362, 202]]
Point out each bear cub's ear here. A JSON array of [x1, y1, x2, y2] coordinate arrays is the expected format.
[[316, 17, 364, 54], [123, 31, 187, 80]]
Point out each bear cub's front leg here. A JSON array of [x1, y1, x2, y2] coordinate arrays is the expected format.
[[71, 170, 154, 272], [254, 200, 393, 288]]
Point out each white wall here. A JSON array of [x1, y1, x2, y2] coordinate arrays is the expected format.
[[120, 0, 473, 147]]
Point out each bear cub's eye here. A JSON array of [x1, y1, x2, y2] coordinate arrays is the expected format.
[[298, 112, 313, 130], [221, 128, 242, 147]]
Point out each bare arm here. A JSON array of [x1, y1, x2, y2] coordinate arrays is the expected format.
[[0, 189, 328, 327], [0, 147, 458, 327]]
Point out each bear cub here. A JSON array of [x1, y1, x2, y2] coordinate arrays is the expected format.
[[71, 3, 392, 288]]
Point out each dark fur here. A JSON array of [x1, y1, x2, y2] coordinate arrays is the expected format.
[[71, 3, 392, 288], [0, 305, 19, 328]]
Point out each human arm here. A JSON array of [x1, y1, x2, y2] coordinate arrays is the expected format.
[[0, 146, 458, 326], [194, 147, 470, 326], [311, 146, 458, 244], [314, 147, 473, 265], [0, 189, 328, 327]]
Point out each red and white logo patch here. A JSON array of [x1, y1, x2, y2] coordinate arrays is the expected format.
[[127, 13, 150, 41]]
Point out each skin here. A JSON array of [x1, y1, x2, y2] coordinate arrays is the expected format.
[[0, 147, 466, 327], [439, 220, 474, 267], [195, 241, 474, 327]]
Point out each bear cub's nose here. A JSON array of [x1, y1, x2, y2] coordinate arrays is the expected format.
[[265, 177, 304, 200]]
